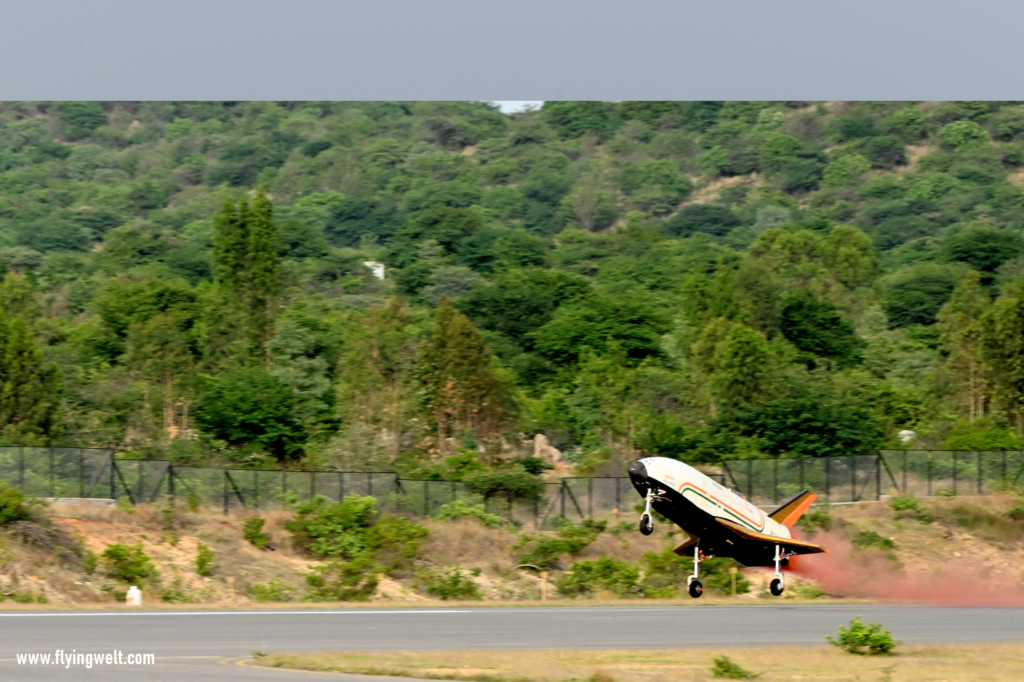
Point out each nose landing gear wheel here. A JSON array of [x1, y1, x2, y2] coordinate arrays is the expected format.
[[639, 515, 653, 535], [688, 580, 703, 598], [769, 578, 784, 596]]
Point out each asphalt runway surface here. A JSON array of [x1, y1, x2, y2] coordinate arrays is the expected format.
[[2, 605, 1024, 681]]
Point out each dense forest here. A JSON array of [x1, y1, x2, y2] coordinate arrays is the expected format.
[[2, 100, 1024, 478]]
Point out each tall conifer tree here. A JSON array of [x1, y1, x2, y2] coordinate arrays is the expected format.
[[211, 192, 281, 360], [419, 297, 510, 453], [0, 315, 62, 444]]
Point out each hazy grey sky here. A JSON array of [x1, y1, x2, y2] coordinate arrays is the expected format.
[[493, 101, 544, 113]]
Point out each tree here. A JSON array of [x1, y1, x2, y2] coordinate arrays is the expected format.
[[711, 324, 774, 415], [126, 313, 197, 441], [418, 298, 512, 453], [212, 192, 282, 358], [0, 316, 62, 444], [938, 271, 990, 422], [780, 293, 865, 368], [942, 228, 1024, 283], [195, 367, 307, 461], [980, 280, 1024, 435], [883, 264, 962, 328]]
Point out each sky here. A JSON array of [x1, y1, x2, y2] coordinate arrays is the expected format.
[[493, 101, 544, 113]]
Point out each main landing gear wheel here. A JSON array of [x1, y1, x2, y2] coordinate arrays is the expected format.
[[688, 580, 704, 599], [770, 578, 784, 596], [639, 515, 653, 535]]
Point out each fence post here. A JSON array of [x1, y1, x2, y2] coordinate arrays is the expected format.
[[927, 453, 932, 497], [311, 471, 316, 500], [587, 478, 593, 518], [169, 464, 175, 511], [746, 459, 753, 500], [851, 456, 856, 502], [109, 455, 115, 500], [875, 456, 881, 500], [49, 449, 55, 498], [79, 451, 85, 498], [953, 451, 958, 495], [254, 471, 259, 510], [773, 458, 778, 505], [903, 451, 907, 494], [560, 483, 565, 519], [977, 451, 982, 494], [424, 481, 430, 517], [825, 457, 831, 503], [223, 472, 229, 515], [799, 458, 804, 492], [339, 472, 345, 501], [614, 477, 621, 513], [18, 447, 24, 490]]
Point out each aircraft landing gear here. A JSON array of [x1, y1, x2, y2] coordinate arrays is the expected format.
[[687, 545, 704, 599], [639, 489, 654, 535], [770, 544, 786, 596]]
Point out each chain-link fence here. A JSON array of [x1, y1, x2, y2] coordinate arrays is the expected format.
[[5, 448, 1024, 529]]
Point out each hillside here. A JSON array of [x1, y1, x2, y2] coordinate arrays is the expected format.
[[1, 101, 1024, 477], [3, 492, 1023, 606]]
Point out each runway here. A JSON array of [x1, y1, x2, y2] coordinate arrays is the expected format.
[[2, 605, 1023, 680]]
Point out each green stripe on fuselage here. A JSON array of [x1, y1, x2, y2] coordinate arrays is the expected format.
[[680, 484, 765, 532]]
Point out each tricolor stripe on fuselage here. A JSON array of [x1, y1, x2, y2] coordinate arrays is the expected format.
[[677, 482, 766, 532]]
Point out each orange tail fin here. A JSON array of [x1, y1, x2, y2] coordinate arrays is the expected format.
[[768, 490, 817, 527]]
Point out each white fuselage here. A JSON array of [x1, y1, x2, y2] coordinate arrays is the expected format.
[[638, 457, 793, 540]]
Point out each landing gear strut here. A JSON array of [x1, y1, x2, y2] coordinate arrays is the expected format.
[[639, 489, 654, 535], [769, 544, 787, 596], [687, 545, 704, 598]]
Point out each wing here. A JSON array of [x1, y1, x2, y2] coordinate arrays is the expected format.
[[715, 518, 828, 554]]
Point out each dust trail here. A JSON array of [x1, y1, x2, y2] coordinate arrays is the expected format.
[[786, 530, 1024, 607]]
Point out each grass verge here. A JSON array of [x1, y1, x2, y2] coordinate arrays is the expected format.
[[253, 643, 1024, 681]]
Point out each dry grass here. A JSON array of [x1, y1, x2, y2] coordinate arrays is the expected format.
[[255, 643, 1024, 681]]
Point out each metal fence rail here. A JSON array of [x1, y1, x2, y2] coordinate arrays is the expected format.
[[4, 448, 1023, 529]]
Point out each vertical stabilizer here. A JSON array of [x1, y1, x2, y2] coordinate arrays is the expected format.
[[768, 490, 817, 527]]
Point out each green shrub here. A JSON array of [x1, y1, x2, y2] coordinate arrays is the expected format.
[[0, 480, 32, 524], [420, 567, 483, 601], [887, 495, 920, 512], [931, 501, 1024, 544], [436, 500, 505, 528], [83, 550, 98, 576], [161, 576, 197, 603], [285, 495, 378, 560], [639, 546, 750, 598], [796, 509, 834, 535], [243, 517, 270, 549], [195, 543, 215, 577], [305, 556, 379, 601], [372, 514, 429, 573], [101, 543, 157, 584], [556, 557, 640, 598], [827, 616, 898, 655], [249, 576, 295, 602], [710, 655, 760, 679], [851, 530, 896, 552]]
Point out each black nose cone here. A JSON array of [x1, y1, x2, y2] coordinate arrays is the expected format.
[[628, 460, 648, 485]]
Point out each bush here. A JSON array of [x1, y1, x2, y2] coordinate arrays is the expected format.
[[195, 543, 215, 577], [0, 480, 32, 524], [517, 519, 605, 569], [851, 530, 896, 551], [710, 655, 760, 679], [372, 514, 429, 573], [796, 508, 834, 534], [305, 557, 379, 601], [249, 576, 295, 602], [101, 543, 157, 584], [285, 495, 378, 560], [639, 547, 750, 598], [827, 616, 898, 655], [420, 567, 483, 600], [555, 557, 641, 598], [436, 500, 506, 528], [243, 517, 270, 549]]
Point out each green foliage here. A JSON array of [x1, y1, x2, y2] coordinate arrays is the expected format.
[[249, 576, 295, 602], [851, 530, 896, 551], [796, 508, 834, 534], [779, 293, 865, 367], [83, 550, 98, 575], [243, 517, 270, 549], [285, 495, 378, 559], [305, 556, 379, 601], [100, 542, 157, 584], [0, 480, 31, 524], [195, 367, 308, 461], [195, 542, 215, 576], [827, 617, 898, 655], [419, 566, 483, 600], [555, 556, 641, 598], [638, 546, 750, 597], [710, 656, 760, 679], [462, 466, 544, 502], [435, 500, 505, 528]]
